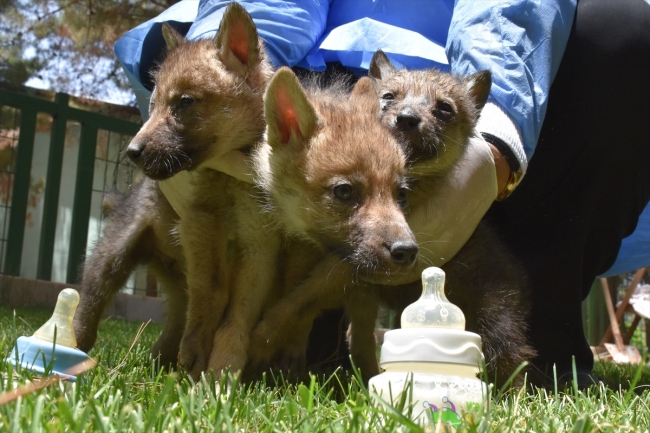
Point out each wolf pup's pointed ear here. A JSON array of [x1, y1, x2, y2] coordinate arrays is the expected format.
[[265, 67, 318, 147], [215, 2, 260, 75], [162, 23, 184, 50], [351, 77, 380, 114], [464, 70, 492, 111], [369, 50, 397, 80]]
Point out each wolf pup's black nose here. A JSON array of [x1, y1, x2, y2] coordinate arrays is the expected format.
[[389, 241, 418, 265], [126, 142, 145, 161], [395, 109, 420, 130]]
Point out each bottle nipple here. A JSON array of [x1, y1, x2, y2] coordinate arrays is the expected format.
[[401, 267, 465, 329], [32, 288, 80, 348]]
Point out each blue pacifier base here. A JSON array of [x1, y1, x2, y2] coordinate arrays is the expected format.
[[5, 336, 90, 382]]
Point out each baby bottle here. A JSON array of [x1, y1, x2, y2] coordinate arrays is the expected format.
[[6, 288, 92, 381], [368, 267, 487, 428]]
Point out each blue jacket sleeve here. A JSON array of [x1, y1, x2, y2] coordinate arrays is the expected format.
[[601, 202, 650, 277], [297, 0, 453, 73], [446, 0, 576, 160], [186, 0, 330, 69], [114, 0, 329, 117]]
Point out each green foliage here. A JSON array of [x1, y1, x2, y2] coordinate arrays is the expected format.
[[2, 306, 650, 432], [0, 0, 179, 103]]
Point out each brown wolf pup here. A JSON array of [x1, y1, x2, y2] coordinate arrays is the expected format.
[[245, 67, 419, 381], [125, 13, 263, 180], [74, 178, 186, 368], [154, 5, 286, 379], [365, 50, 536, 386], [73, 3, 273, 372]]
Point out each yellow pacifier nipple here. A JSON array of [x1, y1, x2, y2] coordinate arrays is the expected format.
[[401, 266, 465, 329], [33, 288, 80, 348]]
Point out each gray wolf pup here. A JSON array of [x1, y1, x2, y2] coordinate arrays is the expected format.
[[162, 4, 283, 380], [366, 50, 536, 386]]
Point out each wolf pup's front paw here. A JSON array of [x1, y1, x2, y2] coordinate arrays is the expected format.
[[271, 327, 310, 374], [151, 329, 184, 369], [246, 324, 276, 373], [179, 323, 217, 380], [73, 317, 99, 353], [206, 328, 248, 376]]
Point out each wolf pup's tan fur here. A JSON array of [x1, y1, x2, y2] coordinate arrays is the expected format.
[[366, 50, 536, 386], [162, 5, 285, 380], [246, 67, 418, 381], [74, 3, 273, 373]]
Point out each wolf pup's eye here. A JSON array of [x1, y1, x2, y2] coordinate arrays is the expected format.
[[179, 95, 194, 109], [397, 187, 409, 208], [380, 92, 395, 111], [434, 101, 454, 121], [333, 183, 355, 202]]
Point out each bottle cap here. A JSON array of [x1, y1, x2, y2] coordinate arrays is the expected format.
[[380, 267, 484, 367]]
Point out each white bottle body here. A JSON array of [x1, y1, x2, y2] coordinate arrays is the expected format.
[[369, 362, 487, 426], [372, 268, 488, 427]]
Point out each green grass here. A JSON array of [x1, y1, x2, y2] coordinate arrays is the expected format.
[[2, 306, 650, 432]]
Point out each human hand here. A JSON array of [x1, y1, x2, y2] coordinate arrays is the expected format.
[[488, 143, 512, 197], [404, 132, 499, 274]]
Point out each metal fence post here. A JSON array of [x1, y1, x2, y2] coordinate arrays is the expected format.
[[66, 123, 97, 284], [37, 93, 69, 280], [4, 107, 38, 276]]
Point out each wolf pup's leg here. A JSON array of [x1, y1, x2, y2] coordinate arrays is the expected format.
[[74, 184, 156, 352], [148, 256, 187, 368], [208, 192, 282, 374], [247, 255, 353, 373], [178, 216, 230, 378], [346, 288, 381, 382]]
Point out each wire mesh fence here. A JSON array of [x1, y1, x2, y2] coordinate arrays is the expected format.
[[0, 88, 154, 296]]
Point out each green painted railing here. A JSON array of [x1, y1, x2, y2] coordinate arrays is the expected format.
[[582, 280, 609, 346], [0, 88, 140, 284]]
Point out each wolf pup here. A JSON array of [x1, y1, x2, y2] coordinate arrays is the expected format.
[[366, 50, 536, 386], [155, 6, 287, 380], [73, 3, 272, 372], [125, 14, 263, 180], [245, 67, 419, 381]]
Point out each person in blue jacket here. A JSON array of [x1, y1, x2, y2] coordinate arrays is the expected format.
[[115, 0, 650, 388]]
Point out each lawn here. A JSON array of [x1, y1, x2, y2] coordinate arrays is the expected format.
[[1, 306, 649, 432]]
